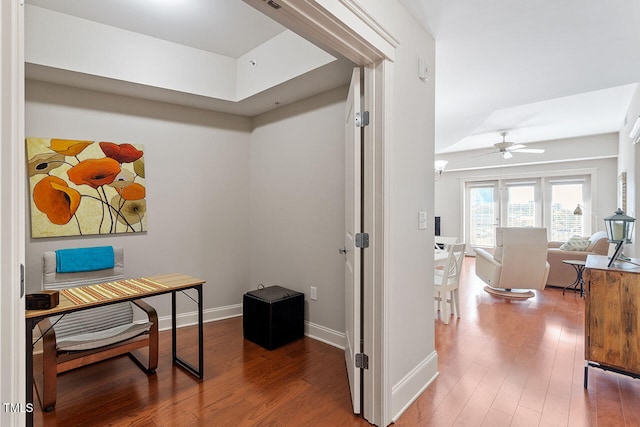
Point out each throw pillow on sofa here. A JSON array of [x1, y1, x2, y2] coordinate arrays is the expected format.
[[559, 236, 590, 251]]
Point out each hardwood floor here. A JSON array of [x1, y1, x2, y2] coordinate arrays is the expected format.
[[395, 257, 640, 427], [33, 318, 366, 427], [34, 257, 640, 426]]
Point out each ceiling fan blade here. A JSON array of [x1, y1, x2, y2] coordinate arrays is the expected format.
[[505, 144, 526, 151], [502, 151, 513, 159], [514, 148, 545, 154], [471, 150, 497, 158]]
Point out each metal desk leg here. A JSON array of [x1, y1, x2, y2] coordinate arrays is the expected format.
[[171, 285, 204, 379], [172, 291, 177, 367], [197, 284, 203, 377]]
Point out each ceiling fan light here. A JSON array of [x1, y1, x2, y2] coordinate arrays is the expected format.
[[434, 159, 448, 172], [502, 151, 513, 159]]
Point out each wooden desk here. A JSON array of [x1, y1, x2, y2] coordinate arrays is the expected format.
[[25, 273, 205, 427], [584, 255, 640, 388]]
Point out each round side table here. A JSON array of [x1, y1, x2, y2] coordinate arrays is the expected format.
[[562, 259, 586, 297]]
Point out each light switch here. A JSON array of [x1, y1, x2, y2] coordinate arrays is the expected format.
[[419, 211, 427, 230]]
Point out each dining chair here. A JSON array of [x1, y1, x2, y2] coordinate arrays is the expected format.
[[434, 243, 465, 324], [434, 236, 458, 250]]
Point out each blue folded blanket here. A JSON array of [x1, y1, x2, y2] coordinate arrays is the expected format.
[[56, 246, 115, 273]]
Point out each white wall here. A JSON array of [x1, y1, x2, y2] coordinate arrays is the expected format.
[[619, 85, 640, 256], [249, 86, 347, 341], [26, 5, 337, 104], [435, 133, 619, 240], [236, 31, 337, 100], [25, 80, 252, 320], [437, 133, 618, 171], [356, 0, 437, 420], [25, 79, 349, 339], [26, 5, 237, 101]]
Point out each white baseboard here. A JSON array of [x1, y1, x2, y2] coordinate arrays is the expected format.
[[157, 303, 242, 331], [35, 305, 345, 356], [391, 350, 439, 423], [158, 306, 346, 351], [304, 321, 345, 349]]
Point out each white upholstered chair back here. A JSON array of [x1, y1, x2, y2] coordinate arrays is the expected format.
[[475, 227, 550, 292], [42, 246, 133, 340]]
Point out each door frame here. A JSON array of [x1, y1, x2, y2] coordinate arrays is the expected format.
[[1, 1, 396, 425], [1, 0, 26, 426], [244, 1, 396, 424]]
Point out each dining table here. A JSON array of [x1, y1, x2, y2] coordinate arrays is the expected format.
[[435, 248, 449, 267]]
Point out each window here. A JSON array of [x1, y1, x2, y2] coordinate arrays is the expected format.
[[467, 182, 498, 247], [504, 181, 538, 228], [547, 178, 590, 241], [464, 174, 591, 246]]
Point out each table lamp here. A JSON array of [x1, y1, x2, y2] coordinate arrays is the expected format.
[[603, 208, 635, 267]]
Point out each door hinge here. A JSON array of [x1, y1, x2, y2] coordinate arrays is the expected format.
[[355, 353, 369, 369], [355, 232, 369, 248], [355, 111, 370, 127], [20, 263, 25, 298]]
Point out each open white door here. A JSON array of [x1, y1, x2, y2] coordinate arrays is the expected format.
[[1, 1, 26, 426], [344, 66, 362, 414]]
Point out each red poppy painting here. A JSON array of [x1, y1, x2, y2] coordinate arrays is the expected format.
[[26, 137, 147, 237]]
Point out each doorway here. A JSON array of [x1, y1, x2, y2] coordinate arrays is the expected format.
[[5, 2, 395, 426]]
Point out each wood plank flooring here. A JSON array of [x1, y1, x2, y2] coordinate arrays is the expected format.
[[34, 257, 640, 426], [33, 317, 366, 427], [394, 257, 640, 427]]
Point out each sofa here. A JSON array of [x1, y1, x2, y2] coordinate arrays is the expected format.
[[546, 231, 609, 287]]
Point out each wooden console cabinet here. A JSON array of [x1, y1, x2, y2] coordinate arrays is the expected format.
[[584, 255, 640, 388]]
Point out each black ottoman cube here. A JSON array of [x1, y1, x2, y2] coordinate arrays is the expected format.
[[243, 285, 304, 350]]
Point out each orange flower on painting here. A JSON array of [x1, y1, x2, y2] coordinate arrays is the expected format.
[[33, 176, 81, 225], [49, 139, 93, 156], [67, 158, 121, 189], [100, 142, 144, 163], [117, 183, 146, 200]]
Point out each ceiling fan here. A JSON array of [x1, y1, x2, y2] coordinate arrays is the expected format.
[[493, 131, 545, 159]]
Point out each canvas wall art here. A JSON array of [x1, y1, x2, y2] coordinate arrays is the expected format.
[[26, 138, 147, 238]]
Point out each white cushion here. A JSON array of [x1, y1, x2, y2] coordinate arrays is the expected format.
[[56, 322, 151, 352], [559, 236, 590, 251]]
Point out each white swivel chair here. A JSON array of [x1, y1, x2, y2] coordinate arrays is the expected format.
[[434, 243, 465, 324], [475, 227, 550, 299]]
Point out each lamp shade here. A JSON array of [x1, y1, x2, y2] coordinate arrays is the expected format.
[[434, 160, 448, 172], [603, 209, 635, 243]]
